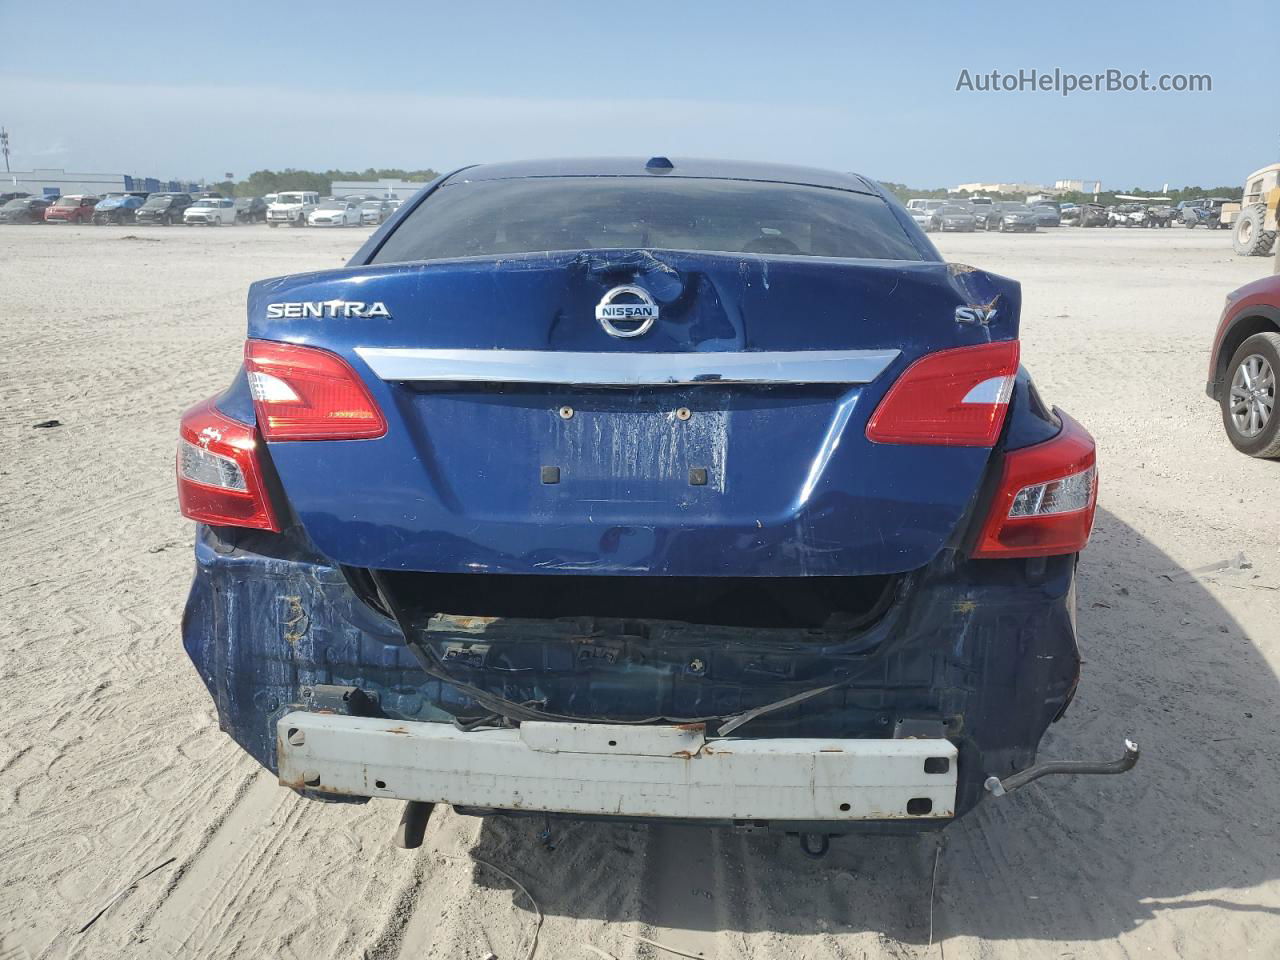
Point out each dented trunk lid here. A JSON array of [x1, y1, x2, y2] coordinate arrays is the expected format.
[[247, 249, 1020, 576]]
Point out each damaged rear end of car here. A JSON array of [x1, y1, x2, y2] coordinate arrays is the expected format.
[[179, 158, 1129, 842]]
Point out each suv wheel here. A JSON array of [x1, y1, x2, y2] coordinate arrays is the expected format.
[[1222, 332, 1280, 457]]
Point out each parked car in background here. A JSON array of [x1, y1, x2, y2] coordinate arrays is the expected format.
[[987, 203, 1039, 233], [1075, 203, 1109, 227], [360, 199, 393, 225], [977, 203, 1039, 232], [235, 197, 268, 223], [0, 195, 50, 225], [177, 157, 1133, 844], [184, 197, 238, 226], [43, 195, 99, 223], [135, 193, 194, 225], [1180, 198, 1232, 229], [92, 194, 148, 225], [0, 197, 50, 223], [1147, 204, 1177, 228], [972, 203, 1001, 230], [933, 203, 977, 232], [308, 198, 362, 226], [1030, 204, 1061, 227], [267, 191, 319, 227], [0, 191, 31, 205], [1109, 203, 1148, 228], [908, 205, 935, 231], [1206, 274, 1280, 457]]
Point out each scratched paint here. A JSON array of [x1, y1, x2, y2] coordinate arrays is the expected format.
[[557, 406, 730, 495]]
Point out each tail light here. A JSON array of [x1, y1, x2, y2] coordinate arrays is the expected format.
[[244, 339, 386, 441], [866, 341, 1020, 446], [973, 412, 1097, 558], [177, 400, 280, 531]]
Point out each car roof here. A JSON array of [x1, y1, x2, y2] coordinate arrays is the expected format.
[[447, 157, 881, 195]]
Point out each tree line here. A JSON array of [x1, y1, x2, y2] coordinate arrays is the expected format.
[[208, 168, 442, 198]]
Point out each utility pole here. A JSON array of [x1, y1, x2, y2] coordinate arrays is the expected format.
[[0, 128, 10, 174]]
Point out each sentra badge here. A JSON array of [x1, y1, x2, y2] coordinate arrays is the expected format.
[[267, 300, 391, 320]]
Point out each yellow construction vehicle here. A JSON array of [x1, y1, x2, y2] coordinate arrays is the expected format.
[[1228, 163, 1279, 257]]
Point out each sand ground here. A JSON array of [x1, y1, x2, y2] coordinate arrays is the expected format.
[[1, 222, 1277, 960]]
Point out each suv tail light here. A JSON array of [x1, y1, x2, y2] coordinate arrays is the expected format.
[[177, 400, 280, 531], [244, 339, 386, 441], [973, 411, 1097, 558], [866, 341, 1020, 446]]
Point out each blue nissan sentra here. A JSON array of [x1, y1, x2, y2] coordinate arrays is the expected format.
[[177, 158, 1135, 849]]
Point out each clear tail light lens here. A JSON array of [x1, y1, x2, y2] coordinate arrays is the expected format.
[[866, 341, 1020, 446], [973, 411, 1097, 558], [177, 400, 280, 531], [244, 339, 387, 441]]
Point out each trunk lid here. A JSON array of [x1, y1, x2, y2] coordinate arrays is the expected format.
[[248, 249, 1020, 576]]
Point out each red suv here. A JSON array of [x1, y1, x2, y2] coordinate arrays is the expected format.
[[1207, 273, 1280, 456], [43, 195, 99, 224]]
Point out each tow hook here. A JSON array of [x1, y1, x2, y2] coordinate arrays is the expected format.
[[798, 833, 831, 858], [984, 738, 1140, 797]]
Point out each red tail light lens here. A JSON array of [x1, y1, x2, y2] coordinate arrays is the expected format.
[[177, 400, 280, 531], [866, 341, 1020, 446], [244, 339, 386, 441], [973, 411, 1097, 558]]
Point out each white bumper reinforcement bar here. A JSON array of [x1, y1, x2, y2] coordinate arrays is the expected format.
[[277, 712, 957, 821]]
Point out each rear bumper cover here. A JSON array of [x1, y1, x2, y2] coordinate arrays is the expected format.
[[183, 526, 1081, 823], [277, 713, 957, 822]]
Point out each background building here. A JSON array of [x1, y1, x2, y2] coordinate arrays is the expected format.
[[1054, 178, 1103, 194], [330, 177, 429, 200], [3, 168, 202, 198], [950, 181, 1057, 196]]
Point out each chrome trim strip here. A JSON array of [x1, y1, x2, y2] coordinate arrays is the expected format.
[[354, 348, 901, 386]]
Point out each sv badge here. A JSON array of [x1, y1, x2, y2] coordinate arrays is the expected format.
[[955, 305, 997, 325]]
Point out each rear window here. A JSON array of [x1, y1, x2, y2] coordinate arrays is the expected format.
[[371, 177, 925, 264]]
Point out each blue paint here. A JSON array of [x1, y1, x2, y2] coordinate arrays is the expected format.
[[244, 245, 1021, 577]]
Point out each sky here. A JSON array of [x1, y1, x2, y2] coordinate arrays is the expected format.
[[0, 0, 1272, 190]]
